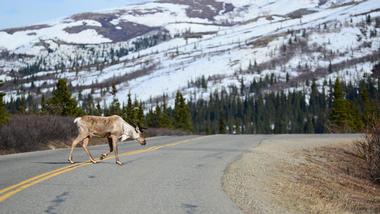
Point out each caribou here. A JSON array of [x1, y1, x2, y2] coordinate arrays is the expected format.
[[68, 115, 146, 165]]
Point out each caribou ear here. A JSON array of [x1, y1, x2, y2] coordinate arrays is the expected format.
[[130, 122, 137, 128], [132, 123, 140, 132], [139, 127, 147, 133]]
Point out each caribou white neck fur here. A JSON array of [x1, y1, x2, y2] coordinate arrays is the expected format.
[[68, 115, 146, 165], [121, 122, 140, 141]]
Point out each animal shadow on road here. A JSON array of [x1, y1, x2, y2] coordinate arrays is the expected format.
[[33, 162, 69, 165], [45, 191, 69, 214], [34, 161, 111, 165], [34, 157, 144, 166], [181, 203, 199, 214]]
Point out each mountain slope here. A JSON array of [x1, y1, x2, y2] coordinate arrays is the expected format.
[[0, 0, 379, 106]]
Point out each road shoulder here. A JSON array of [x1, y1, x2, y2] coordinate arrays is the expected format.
[[222, 134, 373, 214]]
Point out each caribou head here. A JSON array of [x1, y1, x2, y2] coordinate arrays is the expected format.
[[122, 122, 147, 146]]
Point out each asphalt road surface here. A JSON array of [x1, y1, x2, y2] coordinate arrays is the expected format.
[[0, 135, 269, 214]]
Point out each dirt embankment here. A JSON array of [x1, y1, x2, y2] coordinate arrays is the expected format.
[[223, 134, 380, 214]]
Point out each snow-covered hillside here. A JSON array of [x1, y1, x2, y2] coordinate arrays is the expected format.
[[0, 0, 379, 106]]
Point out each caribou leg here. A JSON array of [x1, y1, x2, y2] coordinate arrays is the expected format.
[[82, 137, 97, 164], [111, 136, 122, 165], [68, 134, 86, 164], [100, 137, 113, 160]]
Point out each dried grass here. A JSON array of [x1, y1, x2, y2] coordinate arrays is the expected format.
[[275, 144, 380, 214]]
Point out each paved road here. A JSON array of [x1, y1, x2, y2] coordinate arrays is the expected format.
[[0, 135, 266, 214]]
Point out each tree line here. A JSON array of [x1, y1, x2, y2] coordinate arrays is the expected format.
[[188, 76, 379, 134], [1, 65, 379, 134], [1, 79, 193, 131], [0, 80, 10, 125]]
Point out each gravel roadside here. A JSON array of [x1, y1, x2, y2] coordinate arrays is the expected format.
[[222, 134, 361, 214]]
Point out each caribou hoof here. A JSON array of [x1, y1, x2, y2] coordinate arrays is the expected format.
[[116, 161, 123, 166], [90, 160, 97, 164], [68, 160, 75, 164], [100, 154, 107, 160]]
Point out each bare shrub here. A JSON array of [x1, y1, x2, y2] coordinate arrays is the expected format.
[[356, 118, 380, 183], [0, 115, 194, 154], [0, 115, 77, 154]]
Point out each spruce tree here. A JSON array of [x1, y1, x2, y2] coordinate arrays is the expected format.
[[128, 98, 144, 126], [82, 94, 96, 115], [109, 98, 122, 116], [366, 14, 371, 24], [174, 91, 192, 131], [0, 80, 10, 125], [347, 102, 364, 131], [27, 93, 38, 113], [46, 79, 81, 116], [17, 96, 26, 114], [174, 91, 182, 128], [154, 102, 162, 127], [96, 102, 102, 116], [159, 96, 172, 128], [145, 108, 156, 128], [111, 82, 117, 96], [360, 80, 376, 123], [329, 78, 351, 132], [136, 102, 145, 127], [40, 94, 47, 114], [304, 117, 314, 133], [123, 92, 134, 123], [309, 80, 319, 115], [218, 118, 226, 134]]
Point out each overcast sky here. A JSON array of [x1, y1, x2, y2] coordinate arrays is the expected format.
[[0, 0, 152, 29]]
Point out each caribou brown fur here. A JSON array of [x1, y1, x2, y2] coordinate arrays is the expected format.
[[68, 115, 146, 165]]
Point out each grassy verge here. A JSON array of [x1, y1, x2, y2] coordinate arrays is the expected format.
[[275, 143, 380, 213], [223, 135, 380, 214]]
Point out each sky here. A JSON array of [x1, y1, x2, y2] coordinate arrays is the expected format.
[[0, 0, 152, 29]]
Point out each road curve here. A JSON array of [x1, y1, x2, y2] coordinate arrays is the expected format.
[[0, 135, 265, 214]]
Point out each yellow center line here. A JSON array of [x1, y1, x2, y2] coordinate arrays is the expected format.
[[0, 136, 207, 203], [0, 163, 88, 202], [0, 164, 80, 195]]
